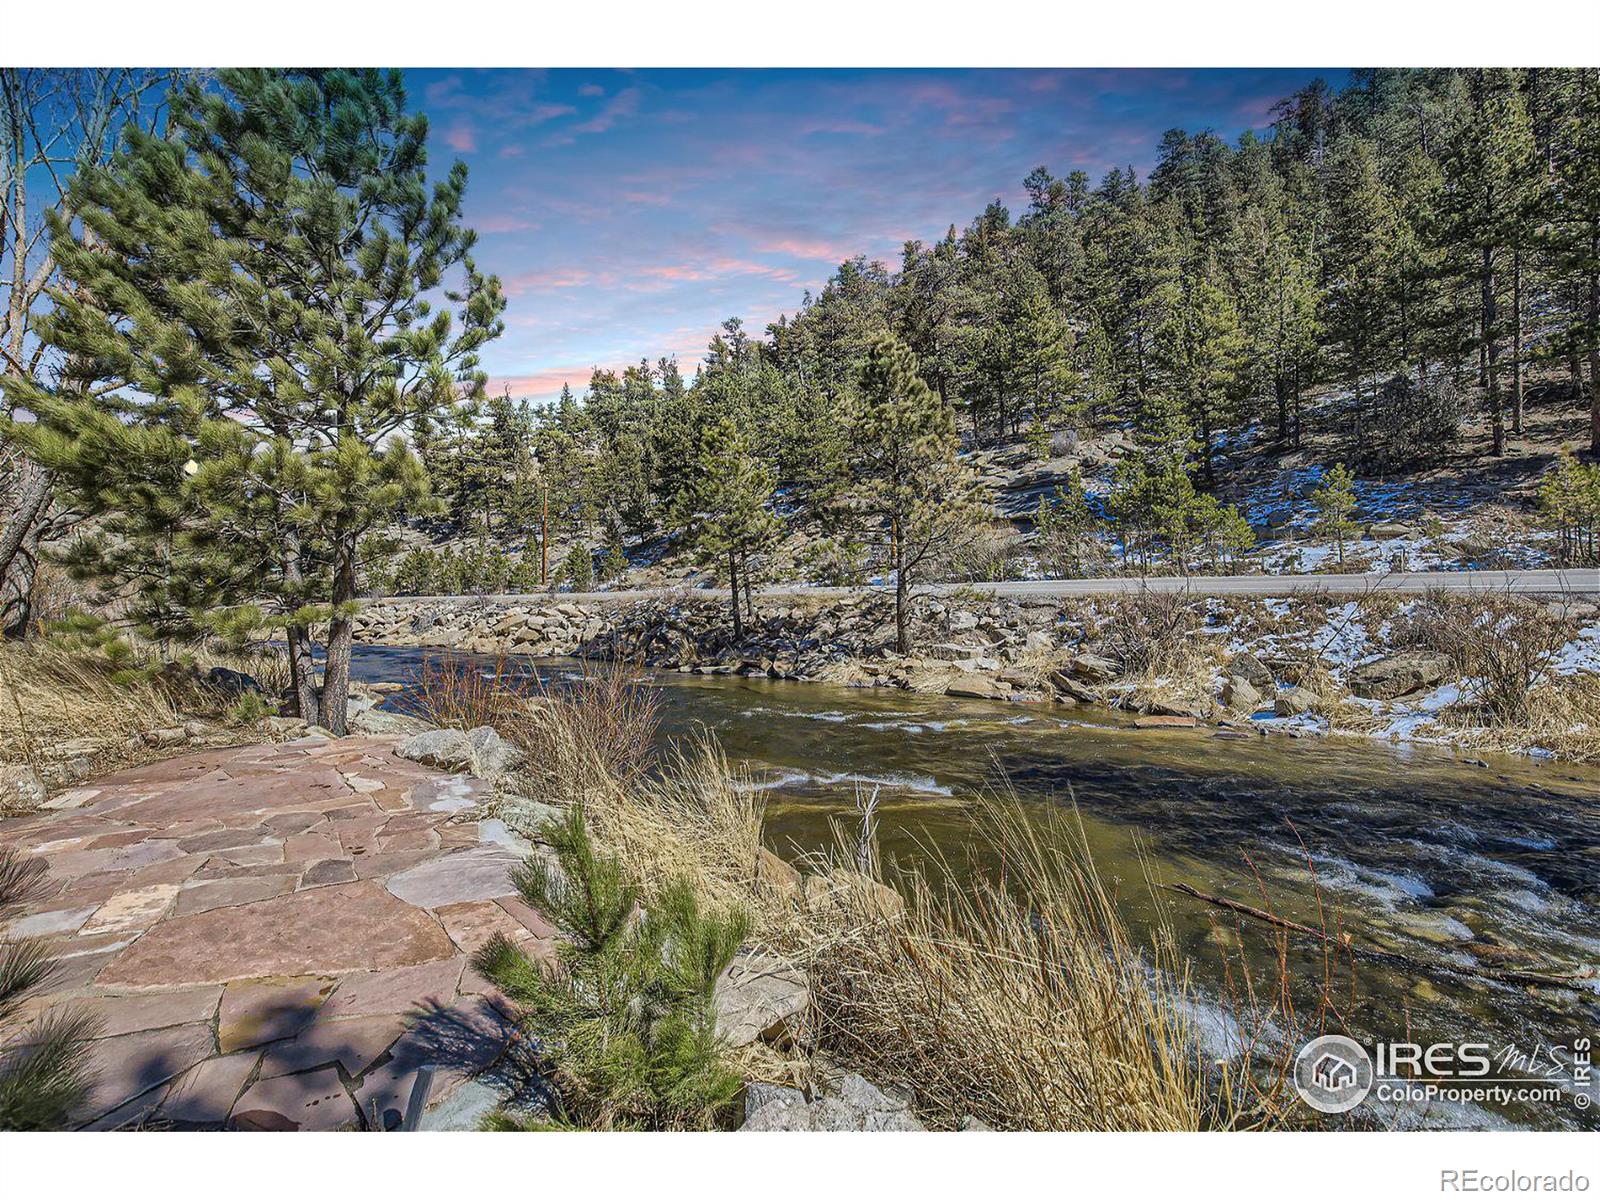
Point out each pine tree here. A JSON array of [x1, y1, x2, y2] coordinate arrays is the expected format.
[[1155, 262, 1246, 486], [670, 415, 778, 639], [8, 70, 505, 731], [1312, 462, 1359, 565], [838, 333, 984, 653], [1439, 69, 1539, 456], [472, 807, 749, 1130]]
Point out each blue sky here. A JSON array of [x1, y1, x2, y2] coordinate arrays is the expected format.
[[415, 68, 1347, 403]]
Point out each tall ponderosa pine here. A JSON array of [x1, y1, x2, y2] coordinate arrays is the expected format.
[[8, 70, 504, 731], [839, 333, 984, 653], [670, 414, 778, 639]]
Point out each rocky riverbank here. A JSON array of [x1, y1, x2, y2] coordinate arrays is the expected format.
[[353, 589, 1600, 761]]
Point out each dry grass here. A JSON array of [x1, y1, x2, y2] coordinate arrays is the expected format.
[[1393, 592, 1576, 725], [784, 799, 1286, 1130], [0, 632, 292, 798], [441, 656, 1296, 1131], [0, 640, 180, 779]]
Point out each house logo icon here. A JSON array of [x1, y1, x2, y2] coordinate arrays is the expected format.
[[1294, 1035, 1374, 1114]]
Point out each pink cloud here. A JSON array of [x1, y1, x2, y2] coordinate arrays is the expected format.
[[755, 235, 858, 263], [476, 213, 539, 234], [443, 120, 477, 153], [571, 87, 641, 136], [578, 83, 604, 97]]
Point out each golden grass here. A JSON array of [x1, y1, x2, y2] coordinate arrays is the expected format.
[[0, 639, 180, 773], [434, 655, 1293, 1131], [0, 635, 293, 799], [782, 800, 1273, 1131]]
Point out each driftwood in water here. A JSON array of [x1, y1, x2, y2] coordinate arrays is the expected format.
[[1166, 882, 1594, 993]]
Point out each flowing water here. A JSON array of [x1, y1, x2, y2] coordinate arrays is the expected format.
[[350, 644, 1600, 1130]]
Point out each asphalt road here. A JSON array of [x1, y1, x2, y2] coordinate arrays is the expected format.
[[397, 567, 1599, 606]]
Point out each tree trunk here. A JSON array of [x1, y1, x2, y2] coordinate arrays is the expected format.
[[0, 460, 51, 637], [0, 518, 40, 638], [540, 488, 549, 586], [892, 522, 909, 656], [1484, 248, 1504, 457], [727, 548, 742, 640], [319, 533, 358, 736], [286, 624, 321, 726], [1588, 259, 1600, 456], [1511, 250, 1524, 437]]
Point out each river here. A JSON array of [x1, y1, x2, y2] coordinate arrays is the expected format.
[[348, 644, 1600, 1130]]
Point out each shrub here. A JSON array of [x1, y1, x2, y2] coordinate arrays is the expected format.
[[1538, 455, 1600, 565], [1096, 589, 1203, 677], [1394, 592, 1575, 725], [472, 806, 750, 1130], [0, 849, 100, 1129]]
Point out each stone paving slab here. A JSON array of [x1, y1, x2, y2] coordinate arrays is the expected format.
[[0, 735, 544, 1130]]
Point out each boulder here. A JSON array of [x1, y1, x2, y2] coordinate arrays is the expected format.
[[395, 726, 521, 780], [945, 677, 1011, 700], [0, 764, 46, 815], [206, 666, 263, 698], [1221, 675, 1262, 713], [1274, 687, 1319, 717], [348, 707, 432, 738], [1068, 652, 1120, 682], [1226, 651, 1276, 696], [754, 847, 802, 904], [1048, 671, 1102, 704], [466, 726, 522, 780], [715, 952, 811, 1049], [743, 1083, 805, 1124], [740, 1072, 924, 1132], [804, 871, 906, 922], [1346, 652, 1452, 701], [140, 726, 188, 748], [395, 728, 476, 772]]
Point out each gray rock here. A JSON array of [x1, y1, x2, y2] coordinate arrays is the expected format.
[[1069, 652, 1121, 682], [741, 1072, 924, 1131], [945, 677, 1011, 700], [1221, 675, 1262, 713], [743, 1082, 805, 1123], [1346, 652, 1453, 701], [396, 728, 477, 772], [1227, 651, 1276, 696], [206, 666, 263, 697], [0, 764, 46, 815], [1274, 686, 1319, 717], [349, 707, 432, 737], [715, 952, 810, 1049], [466, 726, 522, 780]]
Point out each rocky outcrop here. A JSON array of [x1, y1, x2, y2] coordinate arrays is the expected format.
[[394, 726, 522, 781], [1346, 652, 1452, 700], [715, 951, 810, 1050], [0, 764, 46, 815], [740, 1072, 925, 1131]]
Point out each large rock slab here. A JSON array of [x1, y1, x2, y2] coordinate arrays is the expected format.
[[384, 847, 520, 909], [715, 952, 810, 1049], [68, 987, 222, 1038], [232, 1066, 360, 1131], [1347, 651, 1453, 700], [218, 975, 337, 1052], [318, 958, 465, 1021], [740, 1072, 924, 1131], [159, 1050, 260, 1125], [77, 1022, 217, 1125], [96, 880, 456, 987]]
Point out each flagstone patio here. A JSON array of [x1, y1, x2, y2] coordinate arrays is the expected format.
[[0, 734, 554, 1130]]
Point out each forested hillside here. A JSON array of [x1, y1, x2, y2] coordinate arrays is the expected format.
[[399, 67, 1600, 598]]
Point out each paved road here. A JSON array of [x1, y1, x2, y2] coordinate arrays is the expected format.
[[394, 567, 1599, 606]]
